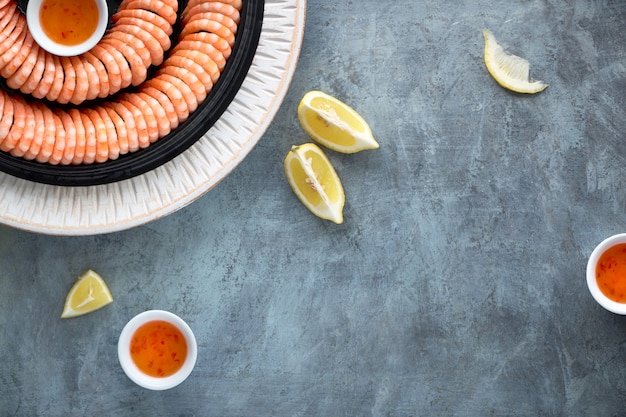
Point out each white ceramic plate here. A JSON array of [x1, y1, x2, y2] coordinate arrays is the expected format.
[[0, 0, 306, 235]]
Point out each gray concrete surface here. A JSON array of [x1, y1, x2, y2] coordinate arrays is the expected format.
[[2, 0, 626, 415]]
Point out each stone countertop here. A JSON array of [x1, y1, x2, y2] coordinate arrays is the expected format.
[[2, 0, 626, 415]]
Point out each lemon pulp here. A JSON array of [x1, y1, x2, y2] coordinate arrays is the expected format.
[[61, 269, 113, 318]]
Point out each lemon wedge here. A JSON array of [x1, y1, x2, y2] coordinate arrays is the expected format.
[[61, 270, 113, 318], [482, 29, 548, 94], [298, 90, 379, 153], [284, 143, 345, 224]]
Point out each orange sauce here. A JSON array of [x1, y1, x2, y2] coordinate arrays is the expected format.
[[39, 0, 100, 46], [130, 320, 188, 378], [596, 243, 626, 303]]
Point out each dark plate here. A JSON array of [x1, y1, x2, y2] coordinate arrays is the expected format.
[[0, 0, 264, 186]]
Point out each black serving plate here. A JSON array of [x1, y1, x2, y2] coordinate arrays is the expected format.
[[1, 0, 264, 186]]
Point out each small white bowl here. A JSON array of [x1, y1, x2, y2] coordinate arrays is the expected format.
[[118, 310, 198, 390], [26, 0, 108, 56], [586, 233, 626, 315]]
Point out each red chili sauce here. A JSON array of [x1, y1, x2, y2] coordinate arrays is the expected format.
[[130, 320, 188, 378], [596, 243, 626, 303]]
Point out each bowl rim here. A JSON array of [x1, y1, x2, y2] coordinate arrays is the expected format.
[[117, 310, 198, 390], [26, 0, 109, 56], [586, 233, 626, 315]]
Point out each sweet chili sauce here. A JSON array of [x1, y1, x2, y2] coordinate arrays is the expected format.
[[130, 320, 188, 378], [40, 0, 99, 46], [596, 243, 626, 303]]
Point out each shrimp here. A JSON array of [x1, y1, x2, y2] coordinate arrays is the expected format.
[[45, 55, 65, 101], [118, 98, 150, 149], [185, 0, 242, 11], [1, 96, 25, 152], [11, 99, 34, 158], [90, 44, 122, 94], [1, 31, 34, 79], [179, 18, 236, 47], [32, 52, 56, 99], [82, 51, 110, 98], [0, 27, 29, 75], [104, 101, 138, 153], [95, 106, 121, 160], [182, 2, 240, 25], [136, 91, 172, 137], [19, 46, 46, 95], [0, 91, 12, 142], [158, 64, 207, 105], [49, 111, 66, 165], [109, 23, 164, 66], [83, 108, 110, 163], [113, 16, 171, 52], [171, 48, 220, 84], [34, 105, 56, 164], [99, 42, 133, 90], [183, 12, 238, 36], [0, 9, 21, 54], [57, 56, 76, 105], [104, 29, 151, 69], [56, 109, 77, 165], [178, 31, 231, 60], [100, 37, 147, 87], [79, 56, 101, 101], [69, 56, 89, 105], [139, 85, 179, 130], [102, 105, 129, 155], [68, 109, 86, 165], [163, 54, 214, 91], [145, 77, 189, 123], [121, 93, 160, 143], [79, 111, 97, 165], [7, 42, 39, 90], [174, 36, 226, 70], [23, 103, 45, 161], [118, 0, 177, 25], [111, 9, 173, 36]]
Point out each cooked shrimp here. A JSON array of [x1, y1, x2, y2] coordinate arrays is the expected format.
[[178, 31, 231, 60], [69, 56, 89, 105], [118, 98, 150, 148], [174, 37, 226, 71], [182, 2, 240, 25], [183, 12, 238, 36], [101, 37, 147, 87], [113, 16, 171, 52], [0, 91, 12, 142], [99, 41, 133, 90], [23, 103, 45, 161], [145, 77, 189, 122], [1, 31, 34, 79], [82, 51, 110, 99], [48, 111, 66, 165], [163, 54, 214, 91], [68, 109, 86, 165], [104, 101, 138, 153], [111, 8, 173, 36], [185, 0, 242, 11], [83, 108, 110, 163], [0, 27, 29, 75], [90, 44, 122, 95], [136, 91, 172, 137], [179, 18, 236, 47], [121, 93, 160, 143], [109, 23, 164, 66], [56, 109, 77, 165], [6, 42, 39, 90], [171, 48, 221, 84], [19, 46, 46, 94], [139, 85, 179, 130], [158, 64, 207, 105], [34, 105, 56, 164], [1, 96, 25, 152], [32, 52, 56, 99], [104, 30, 151, 69], [11, 99, 34, 158], [57, 56, 76, 105], [79, 56, 100, 101], [118, 0, 177, 25], [102, 105, 129, 155], [95, 106, 121, 160], [45, 55, 65, 101], [0, 9, 21, 54], [79, 111, 97, 164]]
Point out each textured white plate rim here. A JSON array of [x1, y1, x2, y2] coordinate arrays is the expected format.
[[0, 0, 306, 236]]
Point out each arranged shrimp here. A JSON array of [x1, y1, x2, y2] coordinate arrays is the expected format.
[[182, 2, 240, 25], [23, 103, 44, 161], [111, 8, 174, 36], [68, 109, 87, 165], [118, 0, 178, 25], [6, 42, 40, 91], [19, 46, 46, 95], [11, 98, 34, 157], [56, 109, 77, 165]]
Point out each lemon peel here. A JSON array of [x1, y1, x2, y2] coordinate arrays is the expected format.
[[61, 269, 113, 318]]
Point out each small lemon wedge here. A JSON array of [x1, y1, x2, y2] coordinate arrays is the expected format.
[[298, 90, 379, 153], [483, 29, 548, 94], [61, 270, 113, 318], [284, 143, 345, 224]]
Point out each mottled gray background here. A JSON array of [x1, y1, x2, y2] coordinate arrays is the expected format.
[[2, 0, 626, 415]]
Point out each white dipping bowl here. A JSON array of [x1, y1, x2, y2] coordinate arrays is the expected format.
[[118, 310, 198, 390], [26, 0, 108, 56], [586, 233, 626, 315]]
